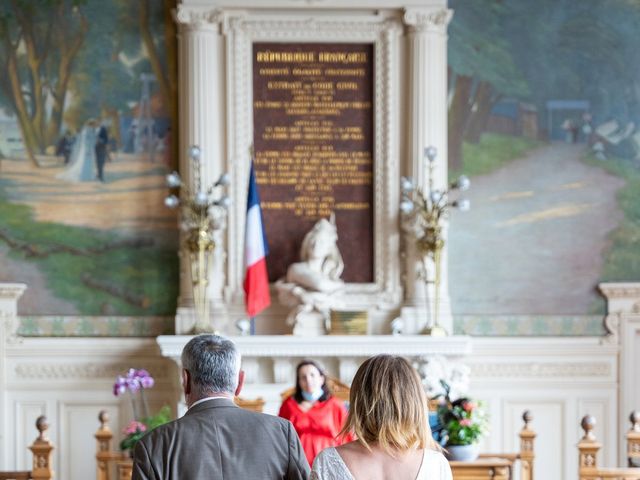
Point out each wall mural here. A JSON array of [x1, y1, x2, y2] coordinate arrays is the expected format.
[[0, 0, 179, 331], [447, 0, 640, 334]]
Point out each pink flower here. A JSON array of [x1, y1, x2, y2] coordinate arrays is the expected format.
[[459, 419, 473, 427], [123, 421, 147, 436]]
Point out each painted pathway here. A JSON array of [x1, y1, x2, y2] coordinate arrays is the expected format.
[[448, 142, 626, 315]]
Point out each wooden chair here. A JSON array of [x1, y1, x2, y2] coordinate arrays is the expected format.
[[578, 411, 640, 479], [234, 396, 266, 413], [280, 376, 351, 403], [450, 410, 535, 480], [0, 415, 54, 480], [95, 411, 132, 480]]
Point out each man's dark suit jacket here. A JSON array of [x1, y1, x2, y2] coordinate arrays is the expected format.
[[132, 397, 310, 479]]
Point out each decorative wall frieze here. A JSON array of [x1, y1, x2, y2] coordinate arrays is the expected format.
[[14, 362, 171, 381], [231, 16, 401, 38], [471, 362, 612, 379], [158, 335, 472, 361], [403, 8, 453, 33]]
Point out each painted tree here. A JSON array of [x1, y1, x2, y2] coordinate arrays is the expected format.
[[63, 0, 138, 147], [116, 0, 177, 169], [504, 0, 634, 133], [0, 0, 88, 164], [448, 0, 528, 171]]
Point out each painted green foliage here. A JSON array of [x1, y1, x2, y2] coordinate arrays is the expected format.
[[0, 0, 179, 318], [448, 0, 640, 317]]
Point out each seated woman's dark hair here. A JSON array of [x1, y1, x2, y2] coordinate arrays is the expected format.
[[294, 359, 331, 403]]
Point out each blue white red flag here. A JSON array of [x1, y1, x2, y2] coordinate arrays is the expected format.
[[243, 162, 271, 317]]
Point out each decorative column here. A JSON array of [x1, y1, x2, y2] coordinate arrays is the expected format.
[[0, 283, 26, 468], [401, 7, 454, 334], [174, 7, 229, 333], [599, 282, 640, 466]]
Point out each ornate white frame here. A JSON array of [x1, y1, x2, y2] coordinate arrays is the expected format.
[[223, 12, 404, 311]]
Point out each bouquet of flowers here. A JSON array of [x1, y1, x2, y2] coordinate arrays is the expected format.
[[435, 381, 488, 446], [113, 368, 171, 452]]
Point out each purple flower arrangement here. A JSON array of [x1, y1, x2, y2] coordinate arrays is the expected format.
[[113, 368, 155, 396], [113, 368, 170, 451]]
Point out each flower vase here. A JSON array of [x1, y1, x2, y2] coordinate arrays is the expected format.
[[445, 443, 480, 461]]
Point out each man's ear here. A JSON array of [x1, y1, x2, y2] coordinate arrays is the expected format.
[[235, 370, 245, 397], [182, 368, 191, 395]]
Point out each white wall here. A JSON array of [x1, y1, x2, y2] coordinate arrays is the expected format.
[[3, 282, 639, 480]]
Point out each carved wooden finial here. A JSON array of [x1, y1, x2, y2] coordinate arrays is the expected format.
[[581, 415, 596, 440], [98, 410, 109, 429], [522, 410, 533, 428], [630, 410, 640, 432], [35, 415, 48, 441]]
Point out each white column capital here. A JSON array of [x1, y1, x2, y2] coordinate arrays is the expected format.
[[173, 6, 226, 33], [403, 7, 453, 34], [0, 283, 26, 318]]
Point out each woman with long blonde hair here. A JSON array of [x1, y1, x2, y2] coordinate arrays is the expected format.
[[311, 355, 452, 480]]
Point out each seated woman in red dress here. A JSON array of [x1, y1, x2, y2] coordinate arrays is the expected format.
[[278, 360, 352, 466]]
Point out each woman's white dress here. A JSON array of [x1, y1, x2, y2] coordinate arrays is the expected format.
[[311, 447, 452, 480], [56, 126, 97, 182]]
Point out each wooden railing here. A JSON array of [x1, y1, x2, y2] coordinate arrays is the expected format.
[[95, 411, 132, 480], [578, 411, 640, 480], [451, 410, 535, 480], [0, 415, 54, 480]]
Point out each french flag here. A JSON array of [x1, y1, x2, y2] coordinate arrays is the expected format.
[[243, 162, 271, 317]]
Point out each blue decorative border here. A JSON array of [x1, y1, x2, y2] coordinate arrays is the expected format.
[[453, 315, 606, 336]]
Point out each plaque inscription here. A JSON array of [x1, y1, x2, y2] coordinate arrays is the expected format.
[[253, 43, 374, 282]]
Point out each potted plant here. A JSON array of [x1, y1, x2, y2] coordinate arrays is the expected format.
[[436, 382, 488, 461], [113, 369, 171, 455], [414, 356, 472, 447]]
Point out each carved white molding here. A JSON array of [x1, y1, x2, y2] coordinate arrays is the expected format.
[[599, 282, 640, 300], [241, 357, 259, 384], [174, 6, 225, 31], [403, 7, 453, 33], [603, 312, 620, 344], [273, 358, 294, 384], [337, 358, 359, 384], [1, 312, 21, 345], [13, 362, 171, 381], [471, 362, 612, 379], [158, 334, 472, 361], [224, 14, 404, 315], [0, 283, 27, 300]]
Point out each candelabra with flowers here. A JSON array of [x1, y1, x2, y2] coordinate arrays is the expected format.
[[164, 145, 231, 333], [112, 369, 171, 452], [400, 146, 470, 335]]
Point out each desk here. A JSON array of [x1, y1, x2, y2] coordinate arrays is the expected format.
[[450, 458, 513, 480]]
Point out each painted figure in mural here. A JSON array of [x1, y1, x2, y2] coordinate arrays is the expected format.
[[55, 130, 75, 165], [95, 120, 110, 182], [56, 119, 98, 183], [286, 214, 345, 294]]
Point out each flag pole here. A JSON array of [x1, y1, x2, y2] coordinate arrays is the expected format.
[[250, 317, 256, 336]]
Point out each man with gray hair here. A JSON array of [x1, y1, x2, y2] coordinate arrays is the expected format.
[[132, 334, 310, 479]]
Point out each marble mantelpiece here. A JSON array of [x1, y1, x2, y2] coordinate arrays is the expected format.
[[157, 334, 471, 413]]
